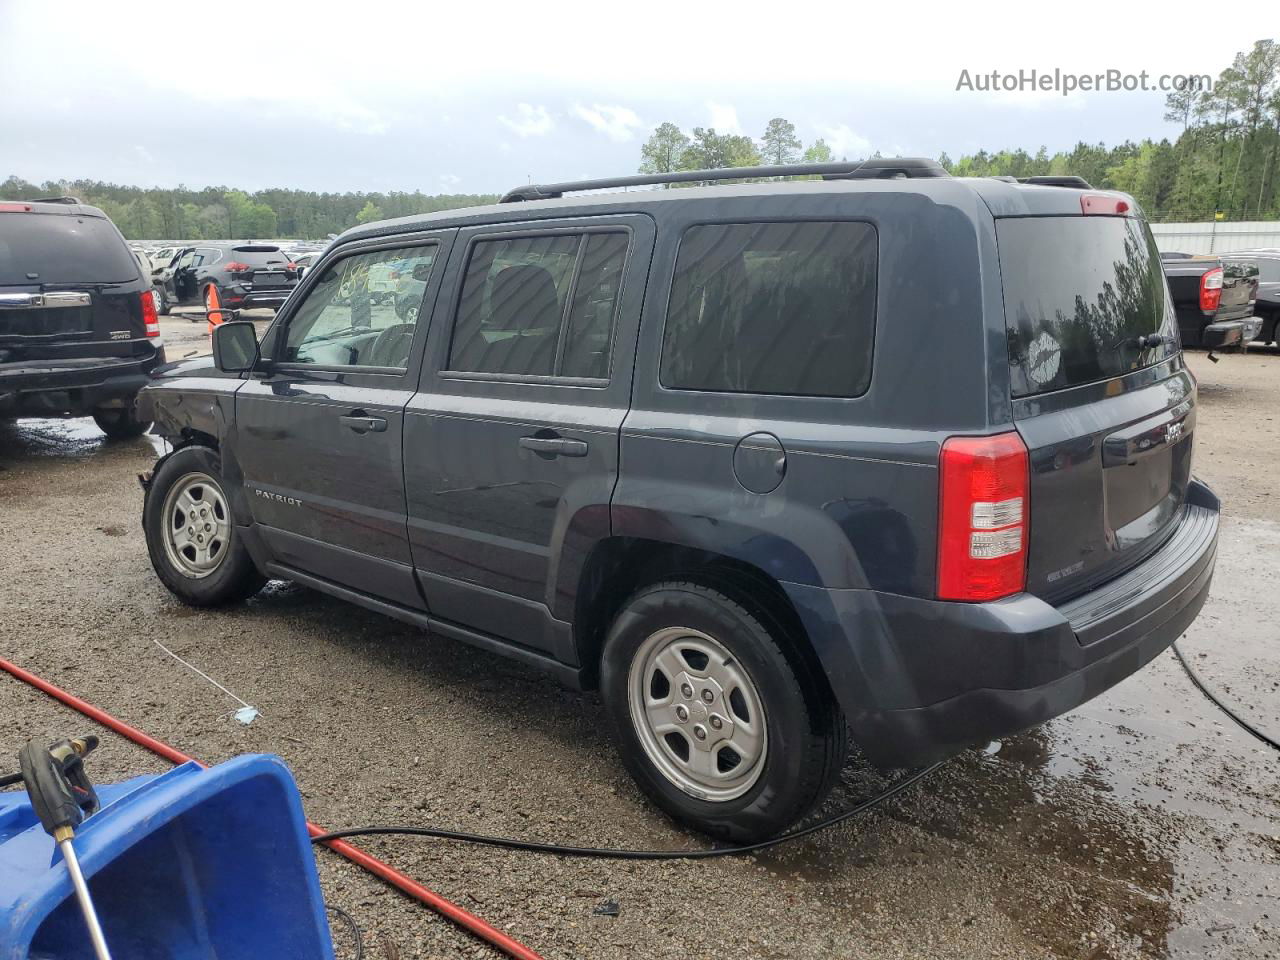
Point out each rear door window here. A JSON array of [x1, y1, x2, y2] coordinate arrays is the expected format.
[[0, 213, 139, 285], [447, 231, 630, 379], [660, 221, 878, 397], [998, 216, 1175, 397]]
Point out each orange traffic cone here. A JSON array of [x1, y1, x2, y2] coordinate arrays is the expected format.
[[206, 285, 224, 338]]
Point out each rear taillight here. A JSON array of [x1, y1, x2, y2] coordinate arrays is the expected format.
[[141, 290, 160, 337], [0, 203, 32, 212], [1200, 267, 1224, 312], [937, 432, 1029, 602], [224, 261, 250, 273]]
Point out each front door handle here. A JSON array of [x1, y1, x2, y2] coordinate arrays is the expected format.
[[339, 413, 388, 434], [519, 435, 589, 458]]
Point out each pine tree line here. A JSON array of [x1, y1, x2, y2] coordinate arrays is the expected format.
[[637, 39, 1280, 222]]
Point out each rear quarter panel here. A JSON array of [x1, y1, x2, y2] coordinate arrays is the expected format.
[[615, 183, 1007, 598]]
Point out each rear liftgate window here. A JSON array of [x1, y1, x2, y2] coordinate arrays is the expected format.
[[998, 216, 1176, 398], [661, 221, 878, 397], [0, 214, 139, 285]]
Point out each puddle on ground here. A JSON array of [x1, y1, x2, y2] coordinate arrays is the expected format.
[[756, 653, 1279, 959], [0, 417, 167, 464]]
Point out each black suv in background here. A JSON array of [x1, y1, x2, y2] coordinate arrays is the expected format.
[[158, 243, 298, 317], [0, 198, 162, 438], [137, 161, 1219, 840]]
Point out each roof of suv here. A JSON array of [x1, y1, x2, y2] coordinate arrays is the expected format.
[[1, 198, 109, 219], [341, 166, 1128, 247]]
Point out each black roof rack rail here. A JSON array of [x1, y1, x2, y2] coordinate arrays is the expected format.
[[25, 195, 83, 205], [499, 157, 950, 203]]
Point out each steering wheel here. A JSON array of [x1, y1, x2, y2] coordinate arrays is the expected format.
[[365, 324, 414, 368]]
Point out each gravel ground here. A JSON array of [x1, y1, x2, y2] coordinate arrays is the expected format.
[[1, 324, 1278, 959]]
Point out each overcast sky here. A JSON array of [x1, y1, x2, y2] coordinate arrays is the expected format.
[[0, 1, 1268, 195]]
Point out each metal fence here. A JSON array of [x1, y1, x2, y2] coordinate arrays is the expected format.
[[1149, 221, 1280, 255]]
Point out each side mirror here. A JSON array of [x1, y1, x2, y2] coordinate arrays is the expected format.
[[212, 321, 260, 373], [411, 262, 433, 281]]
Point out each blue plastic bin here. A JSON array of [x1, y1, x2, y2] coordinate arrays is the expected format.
[[0, 754, 334, 959]]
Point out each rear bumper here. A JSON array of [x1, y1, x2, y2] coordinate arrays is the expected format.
[[1202, 320, 1245, 349], [225, 283, 294, 310], [784, 479, 1219, 767], [0, 349, 164, 415]]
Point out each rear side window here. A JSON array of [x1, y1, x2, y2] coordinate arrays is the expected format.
[[660, 221, 877, 397], [448, 231, 629, 379], [0, 213, 139, 285], [998, 216, 1175, 398]]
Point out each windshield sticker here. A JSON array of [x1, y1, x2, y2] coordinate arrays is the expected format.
[[1027, 331, 1062, 386]]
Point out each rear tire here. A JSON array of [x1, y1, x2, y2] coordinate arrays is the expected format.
[[143, 445, 266, 606], [601, 581, 846, 842], [93, 405, 150, 440]]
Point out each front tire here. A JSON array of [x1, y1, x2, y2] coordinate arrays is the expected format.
[[601, 581, 846, 842], [143, 445, 265, 606], [93, 404, 150, 440]]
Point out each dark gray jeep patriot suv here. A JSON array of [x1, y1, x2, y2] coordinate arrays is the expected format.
[[137, 159, 1219, 840]]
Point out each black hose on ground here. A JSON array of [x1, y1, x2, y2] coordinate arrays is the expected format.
[[326, 905, 364, 960], [311, 760, 946, 861], [1171, 641, 1280, 752]]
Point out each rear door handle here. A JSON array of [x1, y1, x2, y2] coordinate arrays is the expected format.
[[339, 413, 388, 434], [519, 435, 589, 458]]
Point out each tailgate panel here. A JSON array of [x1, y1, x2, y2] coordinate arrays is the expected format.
[[1014, 362, 1196, 603]]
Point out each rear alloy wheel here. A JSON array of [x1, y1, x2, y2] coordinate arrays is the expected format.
[[92, 405, 150, 440], [143, 445, 265, 605], [602, 581, 847, 842], [627, 627, 768, 802]]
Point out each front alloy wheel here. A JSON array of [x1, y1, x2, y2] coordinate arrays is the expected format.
[[160, 472, 231, 578], [143, 445, 265, 606]]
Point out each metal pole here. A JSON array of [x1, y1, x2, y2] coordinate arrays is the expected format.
[[56, 834, 113, 960]]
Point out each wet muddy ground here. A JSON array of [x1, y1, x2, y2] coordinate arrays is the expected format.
[[1, 325, 1277, 959]]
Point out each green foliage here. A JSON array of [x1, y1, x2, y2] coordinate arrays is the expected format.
[[631, 39, 1280, 221], [0, 175, 499, 240], [639, 122, 691, 176], [680, 127, 762, 171], [355, 200, 384, 224], [761, 118, 802, 165], [804, 139, 834, 164]]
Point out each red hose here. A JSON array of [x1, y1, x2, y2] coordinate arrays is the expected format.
[[0, 656, 545, 960]]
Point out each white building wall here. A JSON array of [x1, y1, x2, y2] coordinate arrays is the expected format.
[[1149, 221, 1280, 255]]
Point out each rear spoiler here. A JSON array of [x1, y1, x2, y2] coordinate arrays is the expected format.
[[988, 176, 1094, 189]]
